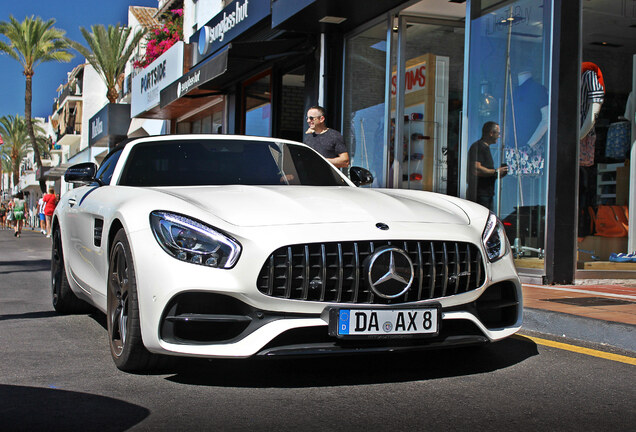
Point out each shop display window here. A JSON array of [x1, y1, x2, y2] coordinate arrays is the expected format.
[[576, 0, 635, 269], [465, 0, 552, 270], [343, 21, 390, 187]]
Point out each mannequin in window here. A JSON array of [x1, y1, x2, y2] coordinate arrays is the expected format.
[[578, 62, 605, 237], [579, 62, 605, 167]]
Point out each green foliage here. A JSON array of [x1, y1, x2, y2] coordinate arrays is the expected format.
[[0, 15, 74, 74], [0, 15, 73, 174], [70, 24, 146, 103]]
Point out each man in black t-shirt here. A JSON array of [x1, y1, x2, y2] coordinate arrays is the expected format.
[[303, 106, 349, 168], [467, 121, 508, 210]]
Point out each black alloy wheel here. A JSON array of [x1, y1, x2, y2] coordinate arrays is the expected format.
[[109, 240, 130, 358], [51, 227, 89, 314], [107, 229, 158, 372]]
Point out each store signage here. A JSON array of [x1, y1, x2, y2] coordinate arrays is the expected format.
[[89, 104, 131, 147], [391, 62, 427, 96], [160, 47, 229, 108], [198, 0, 250, 52], [177, 70, 201, 97], [131, 42, 184, 117], [191, 0, 270, 65], [91, 117, 104, 140]]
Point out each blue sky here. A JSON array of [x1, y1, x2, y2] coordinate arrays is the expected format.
[[0, 0, 159, 121]]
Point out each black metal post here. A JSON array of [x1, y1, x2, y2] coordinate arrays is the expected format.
[[544, 0, 582, 284]]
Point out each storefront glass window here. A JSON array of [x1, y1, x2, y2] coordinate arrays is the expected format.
[[577, 0, 634, 265], [343, 21, 389, 187], [244, 72, 272, 137], [201, 115, 212, 134], [279, 65, 306, 142], [213, 110, 223, 134], [395, 19, 464, 195], [465, 0, 552, 269]]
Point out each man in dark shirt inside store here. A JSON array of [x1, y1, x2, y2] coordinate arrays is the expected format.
[[467, 121, 508, 210], [303, 105, 350, 168]]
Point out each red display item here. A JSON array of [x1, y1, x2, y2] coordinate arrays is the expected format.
[[411, 133, 430, 140]]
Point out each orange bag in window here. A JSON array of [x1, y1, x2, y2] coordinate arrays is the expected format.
[[593, 205, 628, 237]]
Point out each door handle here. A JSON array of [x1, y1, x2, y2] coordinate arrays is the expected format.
[[68, 198, 77, 207]]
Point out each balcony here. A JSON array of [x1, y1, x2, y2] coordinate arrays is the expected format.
[[52, 84, 82, 116], [57, 125, 82, 158]]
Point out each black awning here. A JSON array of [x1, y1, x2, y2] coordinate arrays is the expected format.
[[160, 37, 312, 108], [272, 0, 410, 33]]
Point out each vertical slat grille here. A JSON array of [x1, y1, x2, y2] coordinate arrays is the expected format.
[[257, 240, 485, 304]]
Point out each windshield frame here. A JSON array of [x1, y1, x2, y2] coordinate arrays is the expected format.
[[114, 136, 353, 188]]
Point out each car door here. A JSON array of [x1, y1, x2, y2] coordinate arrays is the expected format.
[[64, 185, 106, 296], [63, 149, 123, 300]]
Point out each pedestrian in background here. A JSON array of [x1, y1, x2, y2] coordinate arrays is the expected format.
[[303, 105, 350, 168], [12, 192, 27, 238], [6, 199, 15, 230], [0, 202, 7, 229], [43, 187, 58, 238], [37, 195, 46, 234]]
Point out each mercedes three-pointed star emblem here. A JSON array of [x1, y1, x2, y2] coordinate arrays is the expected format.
[[366, 246, 414, 299]]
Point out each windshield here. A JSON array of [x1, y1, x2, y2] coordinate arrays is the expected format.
[[118, 139, 350, 187]]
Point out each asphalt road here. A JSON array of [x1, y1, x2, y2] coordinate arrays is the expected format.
[[0, 228, 634, 431]]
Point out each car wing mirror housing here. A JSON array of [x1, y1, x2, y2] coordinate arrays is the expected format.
[[65, 162, 99, 185], [349, 166, 374, 187]]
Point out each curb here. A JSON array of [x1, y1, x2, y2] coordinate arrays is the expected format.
[[523, 307, 636, 353]]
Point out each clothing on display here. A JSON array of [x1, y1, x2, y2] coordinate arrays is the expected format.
[[579, 64, 605, 167], [579, 132, 597, 167], [605, 121, 630, 159], [504, 75, 548, 176], [504, 146, 545, 176]]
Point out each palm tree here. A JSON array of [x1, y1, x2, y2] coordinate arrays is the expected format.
[[0, 153, 12, 193], [0, 115, 47, 188], [0, 150, 11, 192], [0, 115, 29, 187], [70, 24, 146, 103], [0, 16, 74, 188]]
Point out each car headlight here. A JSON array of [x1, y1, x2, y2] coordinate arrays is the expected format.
[[150, 211, 241, 268], [482, 212, 509, 262]]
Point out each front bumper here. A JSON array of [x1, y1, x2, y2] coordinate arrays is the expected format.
[[128, 222, 522, 358]]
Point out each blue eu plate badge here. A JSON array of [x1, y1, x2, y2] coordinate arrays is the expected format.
[[339, 310, 350, 335]]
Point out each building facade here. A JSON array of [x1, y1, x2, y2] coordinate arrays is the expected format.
[[144, 0, 635, 284]]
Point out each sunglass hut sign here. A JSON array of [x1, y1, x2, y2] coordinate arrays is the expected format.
[[196, 0, 269, 59]]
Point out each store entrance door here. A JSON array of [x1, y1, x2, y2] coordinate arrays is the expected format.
[[391, 16, 464, 196]]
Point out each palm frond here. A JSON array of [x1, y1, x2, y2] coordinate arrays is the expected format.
[[71, 24, 146, 102]]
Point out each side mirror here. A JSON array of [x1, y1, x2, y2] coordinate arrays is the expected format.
[[64, 162, 99, 185], [349, 166, 374, 187]]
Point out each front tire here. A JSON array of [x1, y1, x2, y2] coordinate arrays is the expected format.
[[108, 229, 163, 372], [51, 227, 91, 314]]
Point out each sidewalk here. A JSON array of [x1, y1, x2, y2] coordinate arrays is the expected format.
[[522, 281, 636, 353]]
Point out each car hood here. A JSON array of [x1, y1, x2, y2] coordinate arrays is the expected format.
[[156, 185, 470, 227]]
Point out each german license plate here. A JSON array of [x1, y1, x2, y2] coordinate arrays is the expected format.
[[328, 305, 440, 338]]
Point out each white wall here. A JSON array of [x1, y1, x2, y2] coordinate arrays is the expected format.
[[184, 0, 224, 41], [80, 63, 108, 153]]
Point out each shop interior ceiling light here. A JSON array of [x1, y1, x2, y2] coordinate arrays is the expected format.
[[319, 16, 347, 24]]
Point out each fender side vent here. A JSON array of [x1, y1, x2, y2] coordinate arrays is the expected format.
[[94, 218, 104, 247]]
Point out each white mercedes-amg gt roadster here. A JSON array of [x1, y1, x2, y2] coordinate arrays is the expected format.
[[51, 135, 521, 372]]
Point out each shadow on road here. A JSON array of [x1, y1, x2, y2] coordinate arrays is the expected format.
[[0, 311, 58, 322], [0, 384, 149, 431], [0, 259, 50, 275], [165, 337, 539, 388]]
